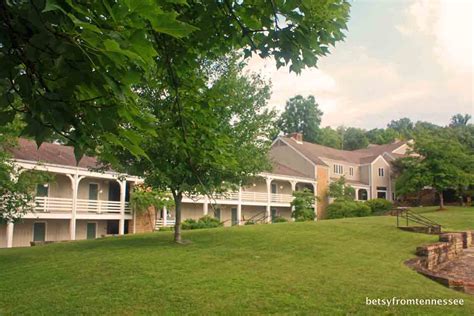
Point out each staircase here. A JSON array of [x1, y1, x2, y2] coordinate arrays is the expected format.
[[395, 208, 442, 234], [243, 211, 271, 225]]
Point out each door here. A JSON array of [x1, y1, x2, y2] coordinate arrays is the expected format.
[[271, 208, 277, 222], [33, 222, 46, 242], [89, 183, 99, 200], [214, 208, 221, 221], [231, 207, 238, 226], [271, 183, 277, 194], [89, 183, 99, 211], [87, 223, 97, 240]]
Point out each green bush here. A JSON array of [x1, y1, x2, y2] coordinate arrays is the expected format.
[[366, 198, 393, 214], [182, 216, 222, 230], [272, 216, 288, 223], [244, 220, 255, 225], [327, 200, 372, 219]]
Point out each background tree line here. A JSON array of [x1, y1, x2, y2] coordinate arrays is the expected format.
[[276, 94, 473, 151]]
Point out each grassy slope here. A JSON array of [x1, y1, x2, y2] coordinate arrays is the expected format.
[[0, 207, 473, 315]]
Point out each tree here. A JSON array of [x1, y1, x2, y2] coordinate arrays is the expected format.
[[342, 127, 368, 150], [0, 0, 350, 161], [114, 56, 275, 242], [366, 128, 398, 145], [327, 176, 355, 201], [395, 128, 474, 209], [450, 114, 472, 127], [276, 95, 323, 143], [388, 117, 414, 139], [316, 126, 342, 149], [291, 189, 316, 221]]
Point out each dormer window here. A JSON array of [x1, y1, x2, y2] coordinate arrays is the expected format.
[[333, 164, 343, 174], [378, 168, 384, 177]]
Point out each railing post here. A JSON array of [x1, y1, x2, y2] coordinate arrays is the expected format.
[[163, 206, 168, 227], [237, 187, 242, 225], [265, 177, 272, 223], [203, 195, 209, 216], [67, 174, 84, 241], [118, 179, 126, 235], [6, 221, 14, 248]]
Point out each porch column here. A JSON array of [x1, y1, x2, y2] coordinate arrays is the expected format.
[[6, 222, 14, 248], [203, 196, 209, 216], [67, 174, 85, 241], [163, 206, 168, 227], [312, 182, 318, 221], [265, 177, 272, 223], [237, 187, 242, 225], [118, 179, 126, 235], [290, 181, 297, 221]]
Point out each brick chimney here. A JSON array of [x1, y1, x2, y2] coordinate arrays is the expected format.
[[290, 132, 303, 144]]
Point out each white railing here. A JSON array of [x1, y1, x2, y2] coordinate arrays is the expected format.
[[155, 219, 176, 227], [34, 197, 73, 213], [271, 193, 294, 203], [34, 197, 130, 214], [241, 191, 268, 202], [183, 191, 294, 204], [77, 199, 131, 214]]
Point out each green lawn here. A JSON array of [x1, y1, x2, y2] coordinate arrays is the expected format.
[[1, 207, 473, 315]]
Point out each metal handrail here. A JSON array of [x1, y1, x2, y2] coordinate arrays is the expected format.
[[396, 208, 442, 230]]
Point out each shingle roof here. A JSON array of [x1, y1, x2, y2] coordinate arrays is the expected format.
[[7, 138, 100, 169], [270, 161, 310, 178], [281, 136, 407, 165]]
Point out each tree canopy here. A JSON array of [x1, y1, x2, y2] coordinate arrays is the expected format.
[[395, 127, 474, 209], [114, 56, 276, 242], [276, 95, 323, 143], [0, 0, 350, 160]]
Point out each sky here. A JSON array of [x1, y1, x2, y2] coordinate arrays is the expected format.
[[246, 0, 474, 129]]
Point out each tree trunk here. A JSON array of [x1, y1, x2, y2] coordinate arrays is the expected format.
[[173, 192, 183, 243], [438, 191, 445, 210], [467, 195, 472, 207]]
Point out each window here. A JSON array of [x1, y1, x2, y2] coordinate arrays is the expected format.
[[231, 208, 238, 226], [333, 164, 344, 174], [349, 167, 354, 176], [378, 168, 384, 177], [36, 184, 49, 197]]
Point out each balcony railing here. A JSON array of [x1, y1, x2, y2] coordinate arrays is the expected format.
[[34, 197, 131, 214], [183, 192, 294, 204], [241, 191, 268, 202]]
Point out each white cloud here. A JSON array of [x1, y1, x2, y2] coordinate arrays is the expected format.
[[397, 0, 474, 73], [245, 56, 338, 113]]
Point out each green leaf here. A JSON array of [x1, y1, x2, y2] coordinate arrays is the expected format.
[[150, 13, 199, 38]]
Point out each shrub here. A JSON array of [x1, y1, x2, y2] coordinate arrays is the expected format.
[[366, 198, 393, 214], [244, 220, 255, 225], [327, 200, 372, 219], [272, 216, 288, 223], [291, 188, 317, 221], [181, 216, 222, 230]]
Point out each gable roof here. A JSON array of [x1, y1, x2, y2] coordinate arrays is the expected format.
[[280, 136, 407, 165], [7, 138, 100, 169]]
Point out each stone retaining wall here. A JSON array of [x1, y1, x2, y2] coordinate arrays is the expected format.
[[407, 231, 474, 295], [415, 232, 472, 270]]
